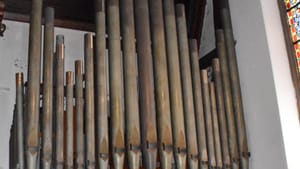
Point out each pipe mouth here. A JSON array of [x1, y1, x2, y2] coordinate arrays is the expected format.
[[16, 72, 24, 85]]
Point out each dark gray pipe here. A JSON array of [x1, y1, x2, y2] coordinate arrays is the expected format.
[[25, 0, 43, 167], [42, 7, 54, 169], [107, 0, 125, 168], [201, 70, 216, 169], [16, 72, 24, 169], [149, 0, 175, 169], [175, 4, 199, 169], [212, 58, 231, 169], [54, 35, 65, 169], [75, 60, 85, 169], [189, 39, 208, 169], [215, 29, 239, 169], [134, 0, 158, 168], [162, 1, 186, 169], [209, 82, 223, 169], [84, 33, 96, 169], [94, 0, 109, 169], [66, 71, 74, 169], [221, 9, 249, 169], [120, 0, 141, 169]]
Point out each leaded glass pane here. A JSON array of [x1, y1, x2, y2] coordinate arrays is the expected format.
[[287, 5, 300, 42], [285, 0, 300, 9]]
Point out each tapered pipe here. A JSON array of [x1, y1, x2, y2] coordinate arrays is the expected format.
[[75, 60, 85, 169], [162, 1, 186, 169], [107, 1, 125, 168], [209, 82, 223, 169], [95, 0, 109, 169], [54, 35, 65, 169], [134, 0, 158, 168], [16, 72, 24, 169], [66, 71, 74, 168], [175, 4, 199, 169], [201, 70, 216, 169], [221, 9, 249, 169], [84, 33, 96, 169], [149, 1, 175, 169], [120, 0, 141, 169], [215, 29, 239, 169], [25, 0, 43, 167], [212, 58, 231, 169], [41, 7, 54, 169], [189, 39, 208, 169]]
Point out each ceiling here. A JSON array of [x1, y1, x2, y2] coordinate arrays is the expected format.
[[2, 0, 206, 43]]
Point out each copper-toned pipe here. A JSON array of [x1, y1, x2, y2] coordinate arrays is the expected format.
[[66, 71, 74, 169], [16, 72, 24, 169]]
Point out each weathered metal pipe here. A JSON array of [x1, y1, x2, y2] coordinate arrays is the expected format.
[[189, 39, 208, 169], [94, 1, 109, 169], [209, 82, 223, 169], [162, 1, 186, 169], [16, 72, 24, 169], [120, 0, 141, 169], [66, 71, 74, 169], [134, 0, 158, 168], [175, 4, 199, 169], [149, 0, 175, 169], [25, 0, 43, 167], [221, 9, 249, 169], [75, 60, 85, 169], [215, 29, 239, 169], [54, 35, 65, 169], [201, 70, 216, 169], [107, 1, 125, 168], [212, 58, 231, 169], [41, 7, 54, 169], [84, 33, 96, 169]]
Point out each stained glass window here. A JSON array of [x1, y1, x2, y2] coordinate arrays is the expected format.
[[285, 0, 300, 71]]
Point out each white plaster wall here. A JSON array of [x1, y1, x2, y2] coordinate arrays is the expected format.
[[227, 0, 300, 168], [0, 20, 87, 169]]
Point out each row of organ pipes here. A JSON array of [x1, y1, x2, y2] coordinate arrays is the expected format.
[[9, 0, 250, 169]]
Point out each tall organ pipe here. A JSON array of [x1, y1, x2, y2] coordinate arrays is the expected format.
[[189, 39, 208, 169], [94, 0, 109, 169], [215, 29, 239, 169], [120, 0, 141, 169], [134, 0, 158, 168], [107, 0, 125, 169], [175, 4, 199, 169], [42, 7, 54, 169], [212, 58, 231, 169], [201, 70, 216, 169], [149, 0, 175, 169], [66, 72, 74, 169], [75, 60, 85, 169], [16, 72, 24, 169], [221, 9, 249, 169], [84, 33, 96, 169], [54, 35, 65, 169], [162, 1, 186, 169], [25, 0, 43, 167]]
